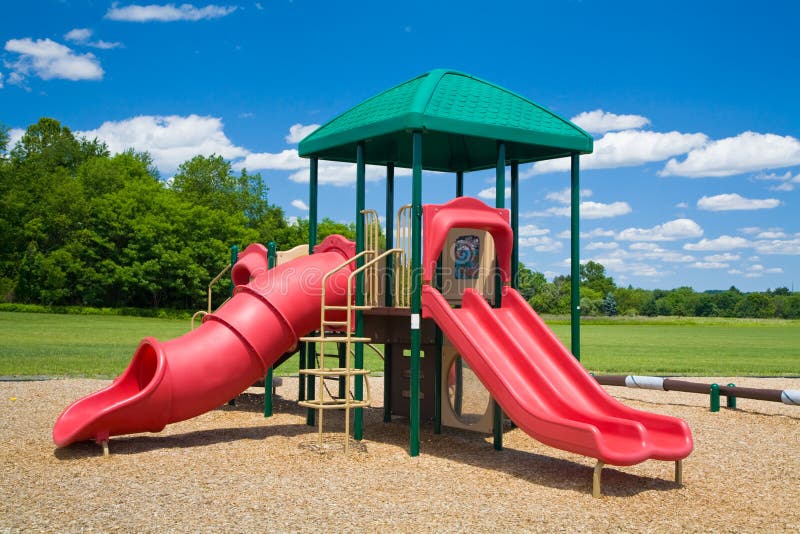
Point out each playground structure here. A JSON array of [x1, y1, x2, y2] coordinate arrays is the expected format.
[[54, 70, 698, 496]]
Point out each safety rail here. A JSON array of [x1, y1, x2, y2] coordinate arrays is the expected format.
[[394, 204, 413, 307], [191, 263, 232, 329], [299, 247, 403, 452], [362, 209, 382, 307]]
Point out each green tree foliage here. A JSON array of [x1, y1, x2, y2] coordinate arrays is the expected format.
[[2, 117, 797, 317]]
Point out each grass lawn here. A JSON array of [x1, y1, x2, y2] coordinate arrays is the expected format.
[[1, 311, 798, 378]]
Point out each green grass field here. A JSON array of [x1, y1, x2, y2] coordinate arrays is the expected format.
[[1, 311, 798, 378]]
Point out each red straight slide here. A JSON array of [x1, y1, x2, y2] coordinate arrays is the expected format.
[[53, 235, 355, 448], [422, 285, 693, 466]]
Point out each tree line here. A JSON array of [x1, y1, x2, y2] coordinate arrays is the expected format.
[[0, 118, 353, 309], [1, 118, 797, 317]]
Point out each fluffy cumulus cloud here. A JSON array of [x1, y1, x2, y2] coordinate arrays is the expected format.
[[697, 193, 781, 211], [285, 123, 320, 144], [64, 28, 122, 49], [616, 218, 703, 242], [744, 264, 784, 278], [477, 186, 510, 200], [79, 115, 247, 174], [683, 235, 751, 251], [661, 132, 800, 177], [237, 149, 305, 171], [290, 199, 309, 211], [570, 110, 651, 134], [754, 170, 800, 192], [105, 3, 238, 22], [4, 38, 103, 82], [517, 224, 561, 252], [529, 130, 708, 175], [524, 188, 631, 219]]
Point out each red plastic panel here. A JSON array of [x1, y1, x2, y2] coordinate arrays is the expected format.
[[422, 197, 512, 284]]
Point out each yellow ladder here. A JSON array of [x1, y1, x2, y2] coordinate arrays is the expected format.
[[298, 246, 402, 452]]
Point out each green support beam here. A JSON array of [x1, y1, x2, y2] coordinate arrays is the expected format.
[[409, 130, 423, 457], [354, 142, 366, 441], [570, 153, 581, 361], [493, 142, 505, 451], [306, 156, 318, 424], [511, 162, 519, 289], [263, 241, 277, 418], [456, 170, 464, 197], [384, 163, 395, 423]]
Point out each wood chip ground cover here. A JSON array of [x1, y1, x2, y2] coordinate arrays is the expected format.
[[1, 377, 798, 532]]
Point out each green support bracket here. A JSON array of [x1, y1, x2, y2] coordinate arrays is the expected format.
[[727, 383, 737, 409], [305, 157, 318, 425], [710, 383, 720, 412], [456, 170, 464, 197]]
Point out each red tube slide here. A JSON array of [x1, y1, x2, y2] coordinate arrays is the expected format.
[[53, 235, 356, 448]]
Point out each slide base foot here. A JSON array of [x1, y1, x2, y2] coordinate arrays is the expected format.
[[675, 459, 683, 485], [101, 439, 109, 457]]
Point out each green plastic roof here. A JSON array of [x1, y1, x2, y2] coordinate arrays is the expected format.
[[298, 69, 593, 173]]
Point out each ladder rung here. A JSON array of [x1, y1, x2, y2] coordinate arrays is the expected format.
[[324, 305, 373, 311], [300, 368, 371, 377], [298, 399, 370, 410], [299, 336, 372, 343], [322, 320, 348, 326]]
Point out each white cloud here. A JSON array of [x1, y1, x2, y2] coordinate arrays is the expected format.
[[285, 123, 320, 144], [237, 149, 305, 171], [739, 226, 762, 235], [519, 235, 562, 252], [692, 261, 729, 269], [675, 202, 688, 208], [545, 187, 592, 204], [661, 131, 800, 177], [697, 193, 780, 211], [288, 162, 410, 186], [617, 218, 703, 242], [753, 238, 800, 255], [4, 38, 103, 82], [0, 72, 3, 89], [570, 109, 650, 134], [64, 28, 122, 49], [583, 255, 667, 278], [585, 242, 619, 251], [518, 224, 550, 237], [529, 130, 708, 175], [756, 230, 786, 239], [754, 170, 800, 192], [683, 235, 751, 251], [705, 253, 740, 262], [477, 186, 511, 200], [79, 115, 247, 174], [106, 3, 238, 22], [291, 199, 309, 211], [744, 264, 784, 278], [523, 201, 631, 219]]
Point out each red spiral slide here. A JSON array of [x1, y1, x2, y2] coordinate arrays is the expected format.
[[53, 235, 355, 448]]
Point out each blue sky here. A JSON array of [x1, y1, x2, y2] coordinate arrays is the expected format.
[[2, 0, 799, 292]]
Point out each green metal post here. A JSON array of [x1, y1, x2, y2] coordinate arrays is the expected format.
[[305, 156, 318, 424], [384, 163, 395, 423], [456, 170, 464, 197], [306, 343, 315, 426], [570, 153, 581, 361], [338, 342, 346, 399], [354, 142, 366, 441], [511, 161, 519, 290], [710, 383, 720, 412], [298, 342, 306, 402], [228, 244, 239, 407], [409, 130, 423, 457], [263, 241, 277, 418], [493, 142, 505, 451], [434, 253, 443, 435], [727, 383, 737, 409]]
